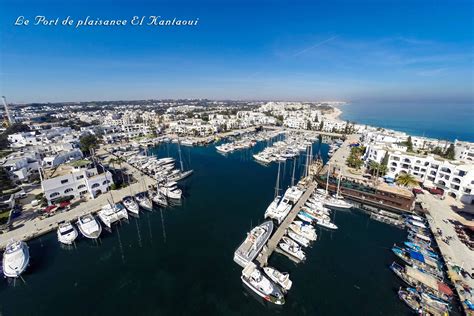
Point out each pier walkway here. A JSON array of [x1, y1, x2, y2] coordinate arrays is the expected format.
[[0, 158, 156, 250], [257, 182, 317, 266]]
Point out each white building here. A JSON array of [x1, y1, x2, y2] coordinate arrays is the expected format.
[[454, 140, 474, 162], [41, 160, 114, 204], [367, 149, 474, 203], [42, 149, 84, 168]]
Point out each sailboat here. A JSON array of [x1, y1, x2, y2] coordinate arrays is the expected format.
[[264, 162, 281, 219], [168, 139, 193, 182]]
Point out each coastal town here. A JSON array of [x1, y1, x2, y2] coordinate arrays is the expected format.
[[0, 98, 473, 315]]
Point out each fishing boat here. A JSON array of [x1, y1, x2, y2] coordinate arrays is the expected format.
[[287, 230, 311, 247], [398, 287, 422, 313], [234, 221, 274, 268], [391, 245, 443, 279], [135, 192, 153, 211], [76, 214, 102, 239], [97, 202, 129, 229], [241, 263, 285, 305], [263, 267, 293, 291], [2, 240, 29, 278], [404, 241, 439, 259], [123, 196, 140, 215], [57, 221, 78, 245], [279, 238, 306, 261]]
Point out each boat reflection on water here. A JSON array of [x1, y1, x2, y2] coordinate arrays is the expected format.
[[241, 282, 285, 311]]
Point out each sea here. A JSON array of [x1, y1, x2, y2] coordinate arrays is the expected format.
[[0, 140, 419, 316], [339, 101, 474, 142]]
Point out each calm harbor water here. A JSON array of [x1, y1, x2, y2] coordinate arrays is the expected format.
[[1, 141, 410, 316], [340, 101, 474, 142]]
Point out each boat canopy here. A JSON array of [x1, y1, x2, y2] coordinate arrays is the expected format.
[[406, 266, 438, 290], [409, 250, 425, 263], [437, 282, 453, 296]]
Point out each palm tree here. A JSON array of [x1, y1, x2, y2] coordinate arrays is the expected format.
[[368, 161, 380, 175], [396, 173, 418, 187]]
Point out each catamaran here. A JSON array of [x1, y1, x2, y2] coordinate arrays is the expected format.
[[263, 266, 293, 291], [57, 221, 78, 245], [97, 202, 129, 229], [2, 240, 30, 278], [76, 214, 102, 239], [241, 263, 285, 305]]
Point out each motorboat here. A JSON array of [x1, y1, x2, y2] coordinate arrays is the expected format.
[[263, 267, 292, 291], [123, 196, 140, 215], [279, 238, 306, 261], [241, 263, 285, 305], [159, 181, 182, 200], [97, 202, 129, 229], [149, 190, 168, 207], [289, 221, 317, 241], [76, 214, 102, 239], [297, 212, 313, 224], [2, 240, 29, 278], [57, 221, 78, 245], [287, 230, 311, 247], [234, 221, 274, 268], [314, 216, 338, 230], [135, 192, 153, 211]]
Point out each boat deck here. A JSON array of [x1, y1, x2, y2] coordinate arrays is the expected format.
[[257, 182, 317, 266]]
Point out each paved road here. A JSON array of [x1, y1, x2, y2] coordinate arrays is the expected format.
[[419, 193, 474, 314], [257, 182, 317, 266]]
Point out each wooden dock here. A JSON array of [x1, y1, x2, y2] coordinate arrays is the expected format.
[[256, 182, 317, 266]]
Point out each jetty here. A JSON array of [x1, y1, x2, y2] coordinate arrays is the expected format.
[[257, 182, 317, 266], [0, 156, 155, 250]]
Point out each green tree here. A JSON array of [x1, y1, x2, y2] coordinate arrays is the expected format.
[[406, 136, 414, 152], [319, 120, 324, 131], [79, 134, 98, 155], [381, 152, 389, 166], [396, 173, 418, 187], [444, 144, 455, 160], [306, 121, 312, 130]]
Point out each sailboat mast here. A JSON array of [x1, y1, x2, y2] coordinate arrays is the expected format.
[[178, 139, 184, 171], [291, 157, 296, 187], [326, 163, 330, 195], [336, 172, 341, 196], [274, 162, 281, 198]]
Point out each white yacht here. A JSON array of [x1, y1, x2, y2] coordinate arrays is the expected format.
[[287, 230, 311, 247], [263, 267, 293, 291], [159, 181, 182, 200], [234, 221, 274, 268], [289, 221, 317, 241], [297, 212, 314, 224], [279, 237, 306, 261], [123, 196, 140, 215], [283, 186, 304, 203], [135, 192, 153, 211], [149, 190, 168, 207], [314, 216, 338, 230], [272, 197, 292, 224], [57, 221, 78, 245], [2, 240, 29, 278], [76, 214, 102, 239], [241, 263, 285, 305], [264, 196, 281, 219], [97, 202, 128, 229]]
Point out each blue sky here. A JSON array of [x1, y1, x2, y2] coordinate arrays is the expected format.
[[0, 0, 473, 103]]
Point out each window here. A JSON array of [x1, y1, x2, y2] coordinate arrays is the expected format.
[[102, 180, 110, 185], [60, 179, 69, 184], [91, 183, 100, 188], [64, 188, 73, 193], [77, 184, 86, 189], [76, 175, 84, 180], [50, 192, 60, 198]]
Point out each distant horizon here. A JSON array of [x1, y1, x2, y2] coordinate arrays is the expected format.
[[1, 0, 473, 103]]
